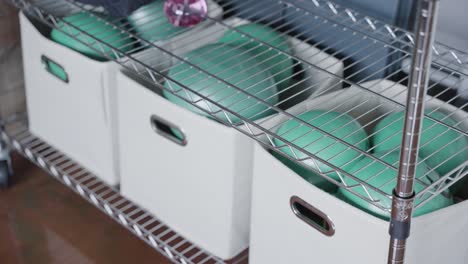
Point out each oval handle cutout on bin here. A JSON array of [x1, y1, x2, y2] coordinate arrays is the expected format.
[[290, 196, 335, 236], [150, 115, 187, 146], [41, 55, 69, 83]]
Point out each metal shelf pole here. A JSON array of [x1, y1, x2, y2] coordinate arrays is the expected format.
[[0, 123, 7, 157], [0, 121, 12, 188], [387, 0, 440, 263]]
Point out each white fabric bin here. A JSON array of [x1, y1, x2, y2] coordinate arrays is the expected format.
[[117, 19, 344, 259], [20, 12, 120, 185], [250, 79, 468, 264]]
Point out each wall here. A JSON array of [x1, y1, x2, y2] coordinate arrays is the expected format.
[[220, 0, 414, 82]]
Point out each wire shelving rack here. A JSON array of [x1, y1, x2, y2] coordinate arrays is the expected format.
[[1, 0, 467, 263]]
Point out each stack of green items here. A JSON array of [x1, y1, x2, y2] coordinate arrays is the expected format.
[[51, 12, 134, 61], [272, 110, 370, 193], [336, 151, 454, 220], [337, 109, 464, 219], [49, 12, 134, 80], [164, 22, 297, 124], [371, 110, 468, 193], [271, 108, 461, 219]]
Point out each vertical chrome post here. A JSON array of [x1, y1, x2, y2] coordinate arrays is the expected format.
[[387, 0, 439, 264], [0, 123, 7, 160]]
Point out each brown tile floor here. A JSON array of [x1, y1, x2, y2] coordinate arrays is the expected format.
[[0, 154, 170, 264]]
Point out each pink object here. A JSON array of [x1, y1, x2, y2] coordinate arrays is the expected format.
[[164, 0, 208, 27]]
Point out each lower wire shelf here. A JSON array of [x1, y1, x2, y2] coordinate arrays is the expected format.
[[0, 116, 248, 264]]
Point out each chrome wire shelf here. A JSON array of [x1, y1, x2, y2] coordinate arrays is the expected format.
[[0, 116, 248, 264], [289, 0, 468, 76], [9, 0, 467, 213]]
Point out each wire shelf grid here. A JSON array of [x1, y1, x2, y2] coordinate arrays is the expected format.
[[8, 0, 468, 213], [0, 117, 248, 264]]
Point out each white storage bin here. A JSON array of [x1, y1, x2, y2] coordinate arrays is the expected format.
[[117, 21, 344, 259], [20, 12, 120, 185], [250, 79, 468, 264]]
